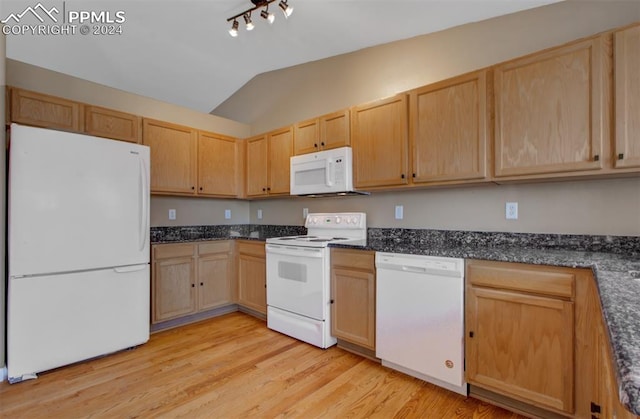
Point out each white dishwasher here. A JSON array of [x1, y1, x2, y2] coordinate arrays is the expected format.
[[375, 252, 467, 396]]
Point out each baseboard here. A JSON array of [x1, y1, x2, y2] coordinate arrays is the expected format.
[[237, 305, 267, 321], [0, 366, 7, 382], [469, 385, 567, 419], [151, 304, 240, 333], [336, 339, 379, 362]]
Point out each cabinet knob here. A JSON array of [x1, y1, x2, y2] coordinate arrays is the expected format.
[[267, 187, 271, 191], [412, 173, 416, 178], [199, 187, 203, 191], [200, 282, 203, 286], [314, 143, 318, 148], [191, 186, 195, 190], [469, 331, 474, 338], [593, 154, 600, 162], [618, 153, 624, 160], [401, 174, 405, 179], [321, 142, 325, 147], [262, 187, 266, 192], [191, 283, 195, 288], [330, 299, 334, 304]]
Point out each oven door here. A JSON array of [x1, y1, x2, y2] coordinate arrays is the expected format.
[[266, 244, 329, 321]]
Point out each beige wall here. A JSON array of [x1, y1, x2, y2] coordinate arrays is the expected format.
[[6, 59, 251, 138], [213, 0, 640, 134], [151, 196, 249, 227], [249, 177, 640, 236]]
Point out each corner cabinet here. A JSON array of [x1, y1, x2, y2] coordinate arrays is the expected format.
[[614, 24, 640, 169], [237, 241, 266, 315], [409, 70, 489, 184], [351, 95, 409, 189], [151, 241, 235, 324], [330, 248, 376, 351], [143, 118, 197, 195], [493, 36, 609, 178], [245, 126, 293, 198]]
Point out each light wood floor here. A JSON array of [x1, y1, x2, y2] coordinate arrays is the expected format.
[[0, 312, 524, 418]]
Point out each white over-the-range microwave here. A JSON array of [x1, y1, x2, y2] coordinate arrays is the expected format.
[[290, 146, 368, 197]]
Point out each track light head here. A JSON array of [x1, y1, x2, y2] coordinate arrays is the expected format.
[[261, 8, 275, 24], [278, 0, 293, 18], [243, 13, 254, 30], [228, 19, 239, 37]]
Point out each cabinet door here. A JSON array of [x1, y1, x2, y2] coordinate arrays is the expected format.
[[246, 135, 268, 197], [198, 131, 238, 197], [84, 105, 141, 143], [294, 118, 320, 155], [143, 119, 197, 194], [331, 268, 375, 350], [152, 256, 197, 323], [11, 88, 82, 132], [351, 95, 409, 188], [614, 25, 640, 169], [410, 71, 488, 183], [320, 109, 350, 151], [466, 286, 574, 414], [237, 253, 266, 314], [198, 253, 232, 311], [268, 126, 293, 195], [494, 37, 607, 177]]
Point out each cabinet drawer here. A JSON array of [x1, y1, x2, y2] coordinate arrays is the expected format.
[[466, 260, 575, 299], [198, 241, 231, 255], [237, 241, 265, 257], [153, 243, 196, 260], [331, 249, 375, 271]]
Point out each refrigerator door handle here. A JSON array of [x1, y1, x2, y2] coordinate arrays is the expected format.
[[138, 157, 149, 252], [114, 265, 148, 273]]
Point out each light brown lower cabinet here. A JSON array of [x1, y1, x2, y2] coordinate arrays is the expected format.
[[465, 259, 639, 419], [237, 240, 267, 315], [330, 248, 376, 351], [151, 241, 233, 324]]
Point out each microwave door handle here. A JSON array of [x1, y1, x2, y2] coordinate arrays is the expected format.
[[325, 158, 334, 187]]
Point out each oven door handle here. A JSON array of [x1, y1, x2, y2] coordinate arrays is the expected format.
[[266, 244, 325, 258]]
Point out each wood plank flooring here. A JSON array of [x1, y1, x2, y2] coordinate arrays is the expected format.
[[0, 312, 524, 418]]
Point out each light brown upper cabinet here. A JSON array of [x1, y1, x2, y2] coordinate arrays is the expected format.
[[351, 95, 409, 188], [245, 126, 293, 198], [409, 70, 489, 184], [84, 105, 141, 143], [197, 131, 238, 197], [294, 109, 350, 155], [614, 24, 640, 169], [494, 36, 608, 178], [143, 118, 197, 195], [10, 88, 83, 132]]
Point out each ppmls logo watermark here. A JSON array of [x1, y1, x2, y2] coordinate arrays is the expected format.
[[2, 2, 126, 36]]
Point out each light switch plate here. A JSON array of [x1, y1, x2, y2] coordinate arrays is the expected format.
[[303, 208, 309, 219], [168, 209, 176, 220], [257, 209, 263, 220], [506, 202, 518, 220], [395, 205, 404, 220], [224, 209, 231, 219]]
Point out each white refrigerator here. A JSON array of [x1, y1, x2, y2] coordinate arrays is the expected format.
[[7, 123, 150, 383]]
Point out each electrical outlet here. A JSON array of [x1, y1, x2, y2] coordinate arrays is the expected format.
[[303, 208, 309, 219], [506, 202, 518, 220], [395, 205, 404, 220], [168, 209, 176, 220], [257, 209, 263, 220], [224, 209, 231, 219]]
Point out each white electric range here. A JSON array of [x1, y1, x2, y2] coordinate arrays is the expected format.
[[265, 212, 367, 348]]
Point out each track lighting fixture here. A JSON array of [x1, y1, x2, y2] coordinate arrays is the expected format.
[[227, 0, 293, 36]]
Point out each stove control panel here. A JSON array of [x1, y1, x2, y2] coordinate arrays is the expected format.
[[305, 212, 366, 229]]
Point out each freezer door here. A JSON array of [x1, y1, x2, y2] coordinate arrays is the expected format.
[[8, 124, 150, 277], [7, 265, 150, 382]]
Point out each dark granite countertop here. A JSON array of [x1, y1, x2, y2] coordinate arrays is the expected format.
[[151, 224, 640, 414]]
